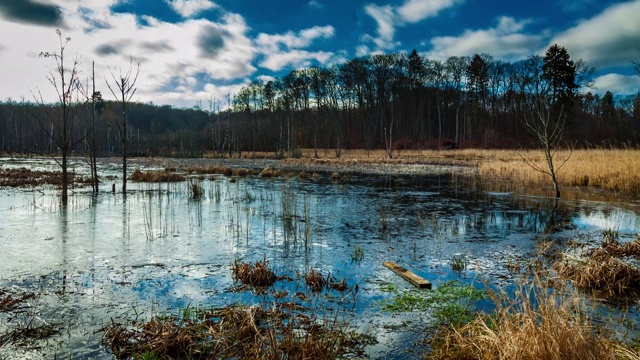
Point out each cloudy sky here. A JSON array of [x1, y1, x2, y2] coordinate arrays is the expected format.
[[0, 0, 639, 108]]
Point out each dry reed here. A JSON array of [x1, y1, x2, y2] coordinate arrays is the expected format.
[[102, 304, 373, 359], [231, 258, 277, 288], [305, 269, 328, 292], [429, 276, 639, 360], [479, 149, 640, 194], [553, 233, 640, 302]]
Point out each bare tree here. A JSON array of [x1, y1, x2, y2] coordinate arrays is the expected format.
[[37, 29, 84, 206], [522, 95, 572, 198], [105, 57, 140, 194]]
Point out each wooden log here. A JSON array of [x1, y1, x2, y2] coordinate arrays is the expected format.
[[382, 261, 432, 289]]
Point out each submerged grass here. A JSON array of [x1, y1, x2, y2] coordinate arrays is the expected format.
[[382, 281, 486, 327]]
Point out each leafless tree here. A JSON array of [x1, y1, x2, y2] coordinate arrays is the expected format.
[[37, 29, 84, 206], [105, 57, 140, 194], [522, 95, 572, 198]]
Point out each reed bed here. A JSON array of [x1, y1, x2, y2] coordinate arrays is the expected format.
[[478, 149, 640, 194], [429, 276, 639, 360], [0, 167, 71, 187]]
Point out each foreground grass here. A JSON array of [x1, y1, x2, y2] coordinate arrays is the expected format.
[[429, 276, 639, 360]]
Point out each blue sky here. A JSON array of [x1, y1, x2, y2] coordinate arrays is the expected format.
[[0, 0, 638, 108]]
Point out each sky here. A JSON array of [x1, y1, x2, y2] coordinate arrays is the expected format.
[[0, 0, 639, 109]]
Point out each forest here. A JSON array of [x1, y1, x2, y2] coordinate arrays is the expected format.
[[1, 44, 639, 158]]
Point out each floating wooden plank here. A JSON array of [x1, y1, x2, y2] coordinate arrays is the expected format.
[[382, 261, 432, 289]]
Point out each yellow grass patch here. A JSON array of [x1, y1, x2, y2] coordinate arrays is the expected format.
[[478, 149, 640, 194], [429, 277, 640, 360]]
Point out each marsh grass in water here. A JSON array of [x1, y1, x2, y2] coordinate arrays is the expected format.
[[130, 169, 186, 183], [450, 255, 467, 272], [231, 257, 277, 288], [553, 232, 640, 303], [102, 303, 375, 360], [428, 275, 640, 360], [0, 294, 61, 348], [351, 244, 365, 263]]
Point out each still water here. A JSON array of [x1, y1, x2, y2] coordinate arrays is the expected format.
[[0, 158, 639, 358]]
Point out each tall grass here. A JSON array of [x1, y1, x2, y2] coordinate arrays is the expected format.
[[429, 275, 640, 360], [478, 149, 640, 194]]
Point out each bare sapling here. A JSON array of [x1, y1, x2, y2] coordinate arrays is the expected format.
[[36, 29, 86, 206], [521, 96, 573, 198], [105, 57, 140, 194]]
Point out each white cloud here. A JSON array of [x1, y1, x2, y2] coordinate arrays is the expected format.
[[397, 0, 460, 23], [255, 25, 337, 71], [259, 50, 334, 71], [426, 16, 542, 60], [360, 0, 462, 53], [165, 0, 218, 18], [549, 0, 640, 68], [591, 73, 640, 96], [255, 25, 334, 53], [0, 2, 256, 107]]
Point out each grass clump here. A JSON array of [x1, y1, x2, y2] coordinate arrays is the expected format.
[[130, 169, 185, 183], [102, 304, 374, 360], [305, 269, 328, 292], [231, 257, 277, 288], [450, 255, 467, 272], [428, 276, 639, 360], [351, 244, 365, 263], [553, 232, 640, 303]]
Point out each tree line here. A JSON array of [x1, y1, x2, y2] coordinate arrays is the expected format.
[[1, 45, 640, 160]]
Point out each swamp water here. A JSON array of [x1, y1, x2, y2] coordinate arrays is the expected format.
[[0, 158, 639, 359]]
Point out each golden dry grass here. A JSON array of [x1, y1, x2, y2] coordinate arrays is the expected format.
[[553, 233, 640, 302], [429, 277, 640, 360], [478, 149, 640, 194]]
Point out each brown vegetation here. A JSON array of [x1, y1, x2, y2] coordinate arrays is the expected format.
[[479, 149, 640, 194], [102, 304, 373, 360], [429, 277, 639, 360], [0, 289, 35, 312], [305, 269, 328, 292], [553, 233, 640, 302], [0, 167, 68, 187], [231, 258, 277, 288], [129, 169, 185, 182]]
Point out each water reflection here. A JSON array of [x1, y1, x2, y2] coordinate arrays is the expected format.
[[0, 163, 639, 358]]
